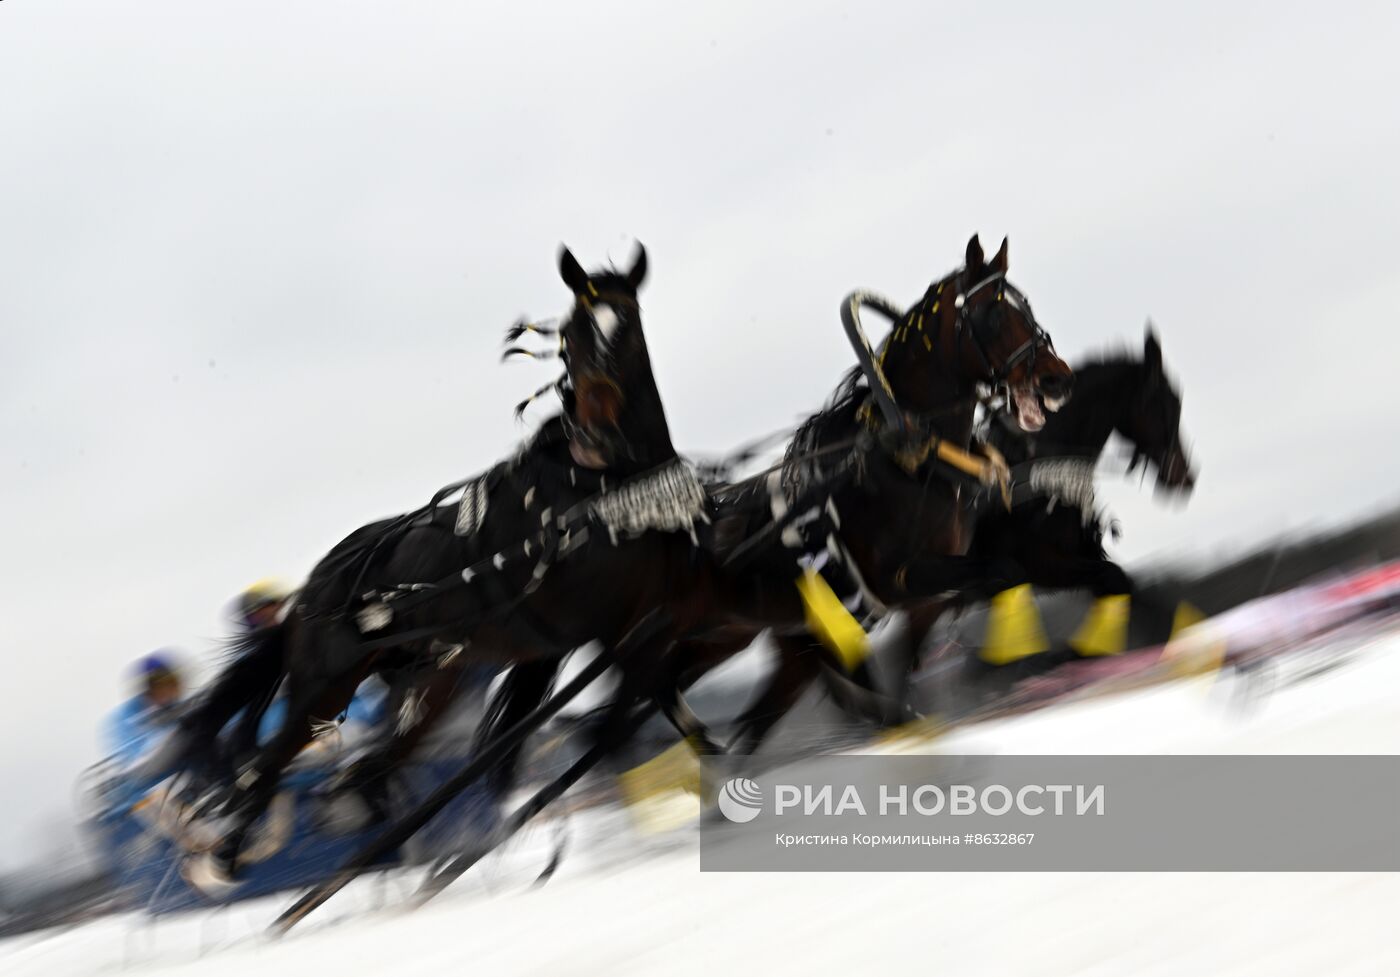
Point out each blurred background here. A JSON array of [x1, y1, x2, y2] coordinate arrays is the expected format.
[[2, 1, 1398, 973]]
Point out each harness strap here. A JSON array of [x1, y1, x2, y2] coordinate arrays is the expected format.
[[351, 457, 702, 649], [870, 411, 1010, 507]]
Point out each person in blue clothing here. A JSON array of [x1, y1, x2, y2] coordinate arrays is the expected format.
[[149, 579, 389, 791], [104, 651, 187, 772]]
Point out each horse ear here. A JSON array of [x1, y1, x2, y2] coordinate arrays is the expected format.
[[626, 242, 648, 290], [965, 234, 985, 275], [558, 246, 589, 295], [990, 237, 1009, 274], [1144, 322, 1163, 375]]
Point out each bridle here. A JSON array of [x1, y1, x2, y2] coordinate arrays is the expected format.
[[952, 270, 1053, 389], [843, 268, 1056, 441], [567, 287, 641, 367], [560, 285, 643, 456], [1126, 374, 1190, 485]]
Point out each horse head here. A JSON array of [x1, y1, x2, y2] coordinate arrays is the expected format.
[[879, 234, 1074, 434], [1122, 325, 1196, 494], [553, 242, 674, 470]]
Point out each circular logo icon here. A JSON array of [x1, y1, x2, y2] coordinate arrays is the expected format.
[[717, 778, 763, 823]]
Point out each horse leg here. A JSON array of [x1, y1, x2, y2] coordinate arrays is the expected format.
[[325, 656, 473, 826], [724, 634, 825, 755], [728, 630, 909, 756], [472, 659, 560, 799], [185, 664, 368, 894], [1018, 557, 1135, 659], [599, 636, 744, 812], [649, 642, 729, 759], [417, 700, 657, 906], [814, 647, 911, 729], [885, 600, 953, 711], [586, 611, 685, 756], [1016, 555, 1133, 598], [896, 554, 1026, 603], [414, 611, 680, 901]]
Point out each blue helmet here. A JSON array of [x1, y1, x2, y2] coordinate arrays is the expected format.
[[135, 650, 180, 687]]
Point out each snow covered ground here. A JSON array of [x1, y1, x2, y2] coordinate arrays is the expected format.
[[5, 628, 1398, 977]]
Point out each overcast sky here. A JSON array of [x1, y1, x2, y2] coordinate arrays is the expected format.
[[2, 2, 1398, 866]]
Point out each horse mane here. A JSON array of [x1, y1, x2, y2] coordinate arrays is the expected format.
[[584, 268, 639, 292], [1073, 345, 1143, 372], [781, 271, 953, 471], [1065, 348, 1156, 403], [785, 367, 865, 458], [780, 366, 868, 496], [215, 625, 273, 665]]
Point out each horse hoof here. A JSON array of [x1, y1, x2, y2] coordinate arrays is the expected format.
[[182, 852, 240, 900]]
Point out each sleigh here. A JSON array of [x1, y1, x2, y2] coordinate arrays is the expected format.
[[81, 739, 496, 916]]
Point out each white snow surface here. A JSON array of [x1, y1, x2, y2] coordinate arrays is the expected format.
[[5, 629, 1399, 977]]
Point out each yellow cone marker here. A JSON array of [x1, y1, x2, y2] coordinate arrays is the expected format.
[[618, 739, 703, 802], [1161, 609, 1227, 685], [795, 568, 870, 671], [1169, 601, 1206, 641], [979, 584, 1049, 665], [617, 739, 704, 834], [1069, 594, 1131, 657]]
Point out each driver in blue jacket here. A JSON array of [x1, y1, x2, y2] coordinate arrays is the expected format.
[[104, 651, 187, 771]]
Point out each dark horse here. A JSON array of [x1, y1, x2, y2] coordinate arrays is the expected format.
[[899, 325, 1197, 675], [477, 234, 1076, 795], [176, 243, 720, 893], [723, 326, 1197, 752], [267, 233, 1076, 922]]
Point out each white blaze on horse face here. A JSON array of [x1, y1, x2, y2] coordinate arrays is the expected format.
[[592, 303, 621, 345]]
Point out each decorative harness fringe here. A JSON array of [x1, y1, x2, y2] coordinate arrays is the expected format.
[[397, 692, 428, 736], [1021, 457, 1102, 528], [352, 455, 710, 638], [453, 474, 491, 537], [589, 457, 710, 544], [308, 716, 342, 748]]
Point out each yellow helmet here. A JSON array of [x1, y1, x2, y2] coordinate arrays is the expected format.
[[238, 577, 293, 620]]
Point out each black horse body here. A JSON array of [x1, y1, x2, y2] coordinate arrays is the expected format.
[[973, 331, 1194, 596], [711, 330, 1195, 753], [191, 234, 1075, 897], [638, 236, 1077, 753], [824, 329, 1198, 723], [177, 245, 724, 889]]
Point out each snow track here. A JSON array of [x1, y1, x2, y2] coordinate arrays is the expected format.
[[6, 630, 1399, 977]]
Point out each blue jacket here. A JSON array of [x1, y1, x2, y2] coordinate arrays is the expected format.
[[253, 683, 388, 743], [104, 695, 182, 770]]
